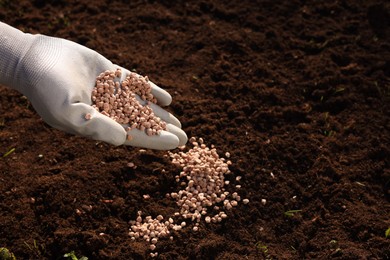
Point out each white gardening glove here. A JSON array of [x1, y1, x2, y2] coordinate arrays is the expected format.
[[0, 22, 187, 150]]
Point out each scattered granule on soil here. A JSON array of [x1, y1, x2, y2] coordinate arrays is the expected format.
[[90, 69, 166, 136], [129, 211, 182, 256], [128, 137, 249, 257]]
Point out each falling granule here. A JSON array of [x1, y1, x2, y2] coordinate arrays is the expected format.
[[167, 137, 244, 225], [128, 138, 248, 255], [90, 69, 167, 135]]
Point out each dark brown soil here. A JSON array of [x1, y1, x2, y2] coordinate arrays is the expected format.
[[1, 1, 390, 259]]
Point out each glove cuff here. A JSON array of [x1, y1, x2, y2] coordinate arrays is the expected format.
[[0, 22, 63, 96], [0, 22, 34, 89]]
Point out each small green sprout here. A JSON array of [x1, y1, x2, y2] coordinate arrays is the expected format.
[[2, 148, 15, 158], [0, 248, 16, 260], [334, 87, 346, 94], [24, 240, 45, 258], [255, 242, 272, 259], [256, 242, 268, 253], [284, 209, 302, 217], [64, 251, 88, 260], [385, 228, 390, 238], [329, 239, 342, 255], [329, 240, 338, 247], [323, 112, 329, 120], [323, 130, 333, 137], [333, 248, 342, 255], [355, 181, 366, 187]]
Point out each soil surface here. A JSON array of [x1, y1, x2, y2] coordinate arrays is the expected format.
[[1, 1, 390, 259]]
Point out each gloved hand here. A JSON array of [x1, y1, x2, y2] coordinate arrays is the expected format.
[[0, 22, 187, 150]]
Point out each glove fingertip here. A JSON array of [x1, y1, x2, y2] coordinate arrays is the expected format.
[[124, 129, 180, 150], [150, 81, 172, 106], [166, 123, 187, 146]]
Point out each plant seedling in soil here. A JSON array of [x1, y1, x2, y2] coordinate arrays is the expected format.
[[256, 242, 268, 253], [329, 239, 342, 255], [329, 240, 338, 248], [385, 228, 390, 238], [323, 130, 334, 137], [0, 247, 16, 260], [64, 251, 88, 260], [284, 209, 302, 217], [23, 240, 45, 258], [334, 87, 346, 94], [2, 148, 15, 158], [255, 242, 272, 259], [321, 112, 335, 137]]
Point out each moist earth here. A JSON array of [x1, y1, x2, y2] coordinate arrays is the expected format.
[[0, 0, 389, 259]]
